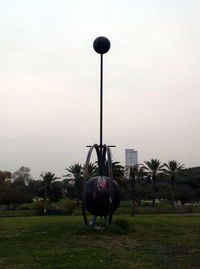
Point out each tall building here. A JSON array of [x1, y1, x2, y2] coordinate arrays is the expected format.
[[125, 149, 138, 167]]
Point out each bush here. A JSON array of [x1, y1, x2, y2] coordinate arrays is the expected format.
[[32, 198, 51, 215], [52, 198, 78, 215], [17, 203, 33, 210]]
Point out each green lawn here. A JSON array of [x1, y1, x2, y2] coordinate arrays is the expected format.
[[115, 200, 200, 215], [0, 215, 200, 268]]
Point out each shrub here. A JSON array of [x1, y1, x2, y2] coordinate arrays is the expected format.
[[55, 198, 78, 215], [32, 198, 51, 215]]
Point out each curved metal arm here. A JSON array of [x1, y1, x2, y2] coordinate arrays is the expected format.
[[83, 144, 98, 180], [82, 144, 114, 226], [104, 145, 114, 225]]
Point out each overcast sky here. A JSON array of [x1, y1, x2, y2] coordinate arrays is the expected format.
[[0, 0, 200, 179]]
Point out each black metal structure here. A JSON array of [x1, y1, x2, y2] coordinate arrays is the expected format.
[[82, 37, 120, 226]]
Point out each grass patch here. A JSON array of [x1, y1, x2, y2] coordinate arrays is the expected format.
[[0, 215, 200, 268], [1, 200, 200, 217], [115, 200, 200, 215], [75, 218, 130, 236], [0, 209, 38, 217]]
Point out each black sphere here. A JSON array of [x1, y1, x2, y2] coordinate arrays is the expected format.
[[93, 36, 111, 54], [83, 176, 120, 216]]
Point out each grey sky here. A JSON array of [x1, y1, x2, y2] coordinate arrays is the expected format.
[[1, 0, 200, 179]]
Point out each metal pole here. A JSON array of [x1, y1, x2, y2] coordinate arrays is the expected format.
[[93, 36, 110, 176], [99, 54, 103, 175], [100, 53, 103, 148]]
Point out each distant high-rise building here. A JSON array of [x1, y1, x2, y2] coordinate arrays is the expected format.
[[125, 149, 138, 167]]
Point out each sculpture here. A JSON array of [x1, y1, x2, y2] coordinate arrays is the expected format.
[[82, 37, 121, 226]]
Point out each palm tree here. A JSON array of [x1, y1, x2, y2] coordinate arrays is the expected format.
[[40, 172, 59, 200], [129, 164, 145, 215], [65, 164, 83, 203], [142, 159, 163, 206], [129, 164, 146, 183], [66, 164, 83, 180], [129, 164, 146, 188], [83, 162, 97, 179], [104, 161, 124, 184], [162, 160, 184, 207]]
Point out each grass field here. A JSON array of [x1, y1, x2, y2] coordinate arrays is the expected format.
[[1, 200, 199, 218], [0, 215, 200, 269]]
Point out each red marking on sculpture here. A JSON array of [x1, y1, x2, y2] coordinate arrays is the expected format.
[[97, 177, 107, 192]]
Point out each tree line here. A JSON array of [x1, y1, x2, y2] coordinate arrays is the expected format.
[[0, 159, 199, 209]]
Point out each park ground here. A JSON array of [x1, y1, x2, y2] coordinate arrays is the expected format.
[[0, 214, 200, 269]]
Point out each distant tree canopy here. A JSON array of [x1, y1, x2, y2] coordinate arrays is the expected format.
[[142, 159, 163, 206], [162, 160, 185, 207], [0, 171, 11, 184], [40, 172, 62, 202], [12, 167, 32, 185], [121, 163, 200, 206], [64, 163, 84, 203], [0, 162, 199, 207], [0, 181, 31, 209]]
